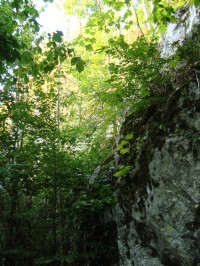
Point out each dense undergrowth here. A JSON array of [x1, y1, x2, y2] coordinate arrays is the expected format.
[[0, 0, 200, 265]]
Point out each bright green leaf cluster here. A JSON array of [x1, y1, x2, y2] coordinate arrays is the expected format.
[[114, 165, 132, 177]]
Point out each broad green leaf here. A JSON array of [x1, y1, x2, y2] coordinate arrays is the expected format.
[[76, 59, 85, 72], [125, 133, 133, 140], [53, 31, 63, 43], [71, 56, 81, 65]]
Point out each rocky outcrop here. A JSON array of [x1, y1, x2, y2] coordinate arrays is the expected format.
[[112, 83, 200, 266], [105, 7, 200, 266], [90, 83, 200, 266], [87, 6, 200, 266], [161, 5, 200, 57]]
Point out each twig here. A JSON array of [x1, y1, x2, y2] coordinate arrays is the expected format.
[[131, 1, 148, 44]]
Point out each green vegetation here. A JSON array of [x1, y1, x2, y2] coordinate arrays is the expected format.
[[0, 0, 199, 265]]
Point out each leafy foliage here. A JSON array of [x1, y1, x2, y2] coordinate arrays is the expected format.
[[114, 165, 132, 177], [0, 0, 199, 265], [71, 56, 86, 72]]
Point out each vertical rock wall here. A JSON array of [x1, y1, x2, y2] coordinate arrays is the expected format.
[[108, 7, 200, 266], [113, 83, 200, 266], [88, 6, 200, 266]]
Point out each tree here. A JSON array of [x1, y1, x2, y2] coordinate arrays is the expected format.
[[1, 0, 198, 265]]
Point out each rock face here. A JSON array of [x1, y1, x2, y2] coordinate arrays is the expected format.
[[112, 82, 200, 266], [161, 5, 200, 57], [86, 6, 200, 266]]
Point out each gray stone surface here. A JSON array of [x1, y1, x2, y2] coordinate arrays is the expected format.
[[112, 85, 200, 266], [161, 5, 200, 58]]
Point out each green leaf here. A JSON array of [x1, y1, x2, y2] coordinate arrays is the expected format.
[[114, 165, 132, 177], [117, 140, 128, 150], [125, 133, 133, 140], [67, 48, 74, 56], [21, 52, 32, 64], [47, 51, 54, 62], [85, 44, 93, 51], [76, 59, 85, 73], [52, 31, 63, 43], [120, 147, 129, 154], [71, 56, 81, 66]]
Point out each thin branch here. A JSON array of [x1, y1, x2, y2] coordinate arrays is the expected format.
[[131, 1, 148, 44]]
